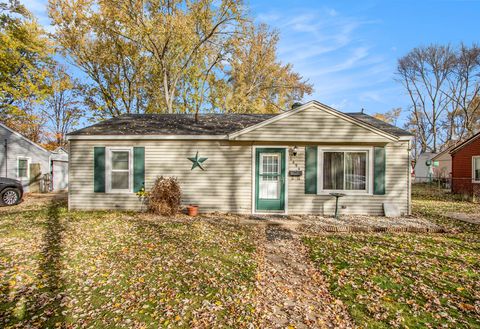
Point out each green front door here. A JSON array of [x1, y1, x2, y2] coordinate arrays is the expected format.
[[255, 148, 286, 212]]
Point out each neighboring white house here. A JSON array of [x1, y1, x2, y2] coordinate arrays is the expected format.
[[0, 122, 69, 192], [51, 147, 69, 191], [67, 101, 413, 216], [413, 152, 438, 183]]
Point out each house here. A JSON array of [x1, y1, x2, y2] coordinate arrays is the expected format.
[[66, 101, 412, 216], [431, 148, 452, 180], [450, 131, 480, 196], [0, 122, 69, 192], [51, 147, 69, 191], [413, 152, 438, 183]]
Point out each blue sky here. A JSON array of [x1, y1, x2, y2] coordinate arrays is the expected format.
[[26, 0, 480, 125]]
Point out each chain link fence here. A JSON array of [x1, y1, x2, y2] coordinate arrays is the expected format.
[[413, 176, 480, 199], [413, 176, 452, 189]]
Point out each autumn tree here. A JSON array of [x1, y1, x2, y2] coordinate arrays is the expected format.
[[48, 0, 148, 118], [224, 23, 313, 113], [373, 107, 402, 125], [40, 65, 83, 148], [48, 0, 312, 118], [0, 0, 53, 139]]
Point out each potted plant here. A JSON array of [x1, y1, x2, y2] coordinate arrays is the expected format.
[[187, 204, 199, 216]]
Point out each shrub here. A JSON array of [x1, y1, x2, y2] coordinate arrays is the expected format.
[[145, 176, 181, 216]]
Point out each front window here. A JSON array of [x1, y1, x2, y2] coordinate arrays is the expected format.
[[473, 157, 480, 182], [107, 148, 132, 192], [321, 149, 369, 192], [17, 158, 29, 179]]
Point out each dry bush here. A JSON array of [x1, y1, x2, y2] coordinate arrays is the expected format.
[[146, 176, 181, 216]]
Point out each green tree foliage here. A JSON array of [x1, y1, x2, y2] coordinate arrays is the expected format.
[[0, 0, 53, 139]]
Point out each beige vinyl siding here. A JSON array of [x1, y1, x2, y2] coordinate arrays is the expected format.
[[287, 142, 410, 215], [70, 139, 410, 216], [69, 140, 252, 212], [232, 107, 393, 143]]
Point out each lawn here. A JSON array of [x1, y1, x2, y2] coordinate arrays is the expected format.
[[0, 201, 258, 328], [304, 184, 480, 328], [412, 183, 480, 232], [2, 186, 480, 328]]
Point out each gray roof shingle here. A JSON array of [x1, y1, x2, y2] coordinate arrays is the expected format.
[[68, 111, 412, 138], [68, 113, 277, 136], [344, 113, 412, 137]]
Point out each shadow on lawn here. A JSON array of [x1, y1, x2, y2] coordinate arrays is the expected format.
[[37, 200, 66, 326], [0, 200, 67, 327]]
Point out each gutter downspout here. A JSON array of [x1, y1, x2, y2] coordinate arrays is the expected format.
[[4, 139, 7, 178], [407, 139, 412, 215], [48, 153, 52, 192]]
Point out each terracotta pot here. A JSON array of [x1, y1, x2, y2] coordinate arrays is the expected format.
[[187, 205, 199, 216]]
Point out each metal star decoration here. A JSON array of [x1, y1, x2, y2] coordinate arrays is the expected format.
[[188, 151, 208, 170]]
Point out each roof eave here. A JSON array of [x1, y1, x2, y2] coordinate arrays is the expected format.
[[67, 134, 229, 141], [449, 132, 480, 154]]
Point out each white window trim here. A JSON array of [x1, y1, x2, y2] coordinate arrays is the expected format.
[[105, 147, 133, 193], [317, 146, 374, 195], [17, 156, 30, 179], [472, 156, 480, 183]]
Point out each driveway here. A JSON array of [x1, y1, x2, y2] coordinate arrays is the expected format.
[[0, 192, 67, 213]]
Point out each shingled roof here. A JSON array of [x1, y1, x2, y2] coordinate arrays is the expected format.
[[68, 114, 277, 136], [68, 111, 412, 138], [345, 113, 412, 137]]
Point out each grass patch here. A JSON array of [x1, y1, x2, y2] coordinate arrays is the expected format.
[[304, 185, 480, 328], [412, 183, 480, 232], [304, 233, 479, 328], [0, 201, 257, 328]]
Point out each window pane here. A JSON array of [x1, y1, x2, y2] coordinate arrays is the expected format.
[[323, 152, 344, 190], [262, 155, 279, 174], [474, 158, 480, 181], [111, 171, 129, 189], [345, 152, 367, 190], [259, 154, 280, 199], [112, 151, 129, 170], [18, 159, 28, 177]]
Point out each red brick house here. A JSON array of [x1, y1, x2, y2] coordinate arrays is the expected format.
[[450, 132, 480, 196]]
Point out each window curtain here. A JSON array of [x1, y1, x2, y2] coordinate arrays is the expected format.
[[345, 152, 367, 190], [324, 152, 344, 189]]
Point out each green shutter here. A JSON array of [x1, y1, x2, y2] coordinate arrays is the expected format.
[[374, 146, 386, 195], [94, 147, 106, 192], [305, 146, 317, 194], [133, 147, 145, 193]]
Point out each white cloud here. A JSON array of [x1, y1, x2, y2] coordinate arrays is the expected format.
[[255, 7, 397, 114], [327, 8, 338, 17]]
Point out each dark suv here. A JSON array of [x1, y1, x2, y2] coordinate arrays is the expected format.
[[0, 177, 23, 206]]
